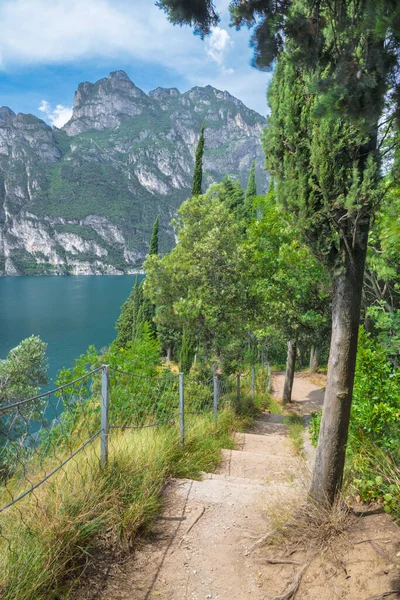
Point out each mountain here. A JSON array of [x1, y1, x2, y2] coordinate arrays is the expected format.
[[0, 71, 267, 276]]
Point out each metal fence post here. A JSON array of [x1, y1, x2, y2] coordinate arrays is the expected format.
[[213, 375, 218, 424], [236, 374, 241, 411], [100, 364, 110, 467], [179, 372, 185, 445], [251, 365, 255, 403]]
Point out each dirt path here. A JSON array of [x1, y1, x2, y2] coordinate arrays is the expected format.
[[81, 373, 400, 600], [271, 370, 325, 417]]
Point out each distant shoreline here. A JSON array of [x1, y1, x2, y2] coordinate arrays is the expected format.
[[0, 270, 146, 277]]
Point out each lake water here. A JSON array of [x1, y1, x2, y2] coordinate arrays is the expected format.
[[0, 275, 143, 388]]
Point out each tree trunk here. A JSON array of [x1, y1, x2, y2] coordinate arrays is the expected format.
[[309, 224, 369, 506], [166, 346, 172, 364], [298, 343, 306, 367], [282, 340, 296, 404], [309, 346, 319, 373]]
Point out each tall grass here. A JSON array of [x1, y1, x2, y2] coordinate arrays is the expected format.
[[0, 409, 244, 600]]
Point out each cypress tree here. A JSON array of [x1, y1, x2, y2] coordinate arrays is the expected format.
[[141, 216, 160, 338], [115, 275, 142, 347], [222, 176, 245, 218], [134, 302, 147, 341], [191, 122, 205, 196], [180, 328, 195, 374], [149, 215, 159, 256], [245, 161, 257, 201]]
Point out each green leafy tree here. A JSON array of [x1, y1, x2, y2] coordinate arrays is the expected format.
[[0, 336, 48, 478], [145, 183, 256, 367], [246, 188, 331, 399], [364, 186, 400, 364], [192, 122, 205, 196], [0, 336, 48, 404]]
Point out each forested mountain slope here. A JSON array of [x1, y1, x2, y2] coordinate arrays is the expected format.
[[0, 70, 266, 275]]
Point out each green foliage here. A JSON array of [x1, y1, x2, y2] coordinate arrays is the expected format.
[[0, 336, 49, 478], [245, 187, 331, 357], [221, 176, 247, 221], [115, 276, 144, 347], [0, 336, 48, 405], [145, 177, 330, 370], [180, 328, 195, 374], [365, 186, 400, 364], [284, 414, 305, 455], [145, 182, 256, 367], [149, 215, 159, 256], [309, 410, 322, 447], [9, 249, 55, 276], [309, 329, 400, 514], [350, 330, 400, 455], [192, 122, 205, 196], [310, 329, 400, 453], [245, 160, 257, 200], [49, 329, 162, 446], [0, 407, 244, 600]]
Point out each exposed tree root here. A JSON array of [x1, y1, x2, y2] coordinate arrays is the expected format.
[[353, 507, 385, 517], [264, 563, 308, 600], [178, 505, 205, 547], [262, 558, 304, 566], [245, 529, 278, 555], [185, 506, 205, 535], [364, 592, 400, 600]]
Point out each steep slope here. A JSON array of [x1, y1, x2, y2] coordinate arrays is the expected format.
[[0, 71, 267, 275]]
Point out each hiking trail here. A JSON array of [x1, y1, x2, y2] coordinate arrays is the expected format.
[[80, 372, 400, 600]]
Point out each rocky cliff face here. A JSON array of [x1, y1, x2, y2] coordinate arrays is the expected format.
[[0, 71, 267, 275]]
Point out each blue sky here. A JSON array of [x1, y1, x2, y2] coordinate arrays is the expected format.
[[0, 0, 272, 127]]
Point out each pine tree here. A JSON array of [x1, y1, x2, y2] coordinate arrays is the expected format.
[[245, 161, 257, 201], [149, 215, 159, 256], [192, 122, 205, 196]]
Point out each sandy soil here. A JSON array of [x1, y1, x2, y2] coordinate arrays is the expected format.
[[75, 373, 400, 600]]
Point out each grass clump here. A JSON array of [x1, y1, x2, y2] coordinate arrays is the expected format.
[[254, 392, 283, 415], [0, 408, 243, 600], [269, 495, 355, 553], [284, 414, 305, 455]]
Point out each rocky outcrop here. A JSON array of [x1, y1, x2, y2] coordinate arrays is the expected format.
[[0, 71, 267, 275]]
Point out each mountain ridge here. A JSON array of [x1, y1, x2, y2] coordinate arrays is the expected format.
[[0, 71, 267, 276]]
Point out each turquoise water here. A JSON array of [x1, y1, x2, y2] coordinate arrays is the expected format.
[[0, 275, 143, 388]]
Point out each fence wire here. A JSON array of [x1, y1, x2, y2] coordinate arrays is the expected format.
[[109, 367, 179, 429], [0, 367, 103, 550], [0, 362, 268, 559], [184, 375, 214, 416]]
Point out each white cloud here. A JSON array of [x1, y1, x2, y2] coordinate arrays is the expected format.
[[205, 27, 233, 67], [0, 0, 197, 69], [0, 0, 271, 115], [39, 100, 72, 127]]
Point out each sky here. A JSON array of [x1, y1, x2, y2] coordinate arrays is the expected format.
[[0, 0, 273, 128]]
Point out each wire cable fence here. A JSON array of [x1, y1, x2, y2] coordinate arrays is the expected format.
[[0, 366, 103, 549], [0, 362, 270, 552]]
